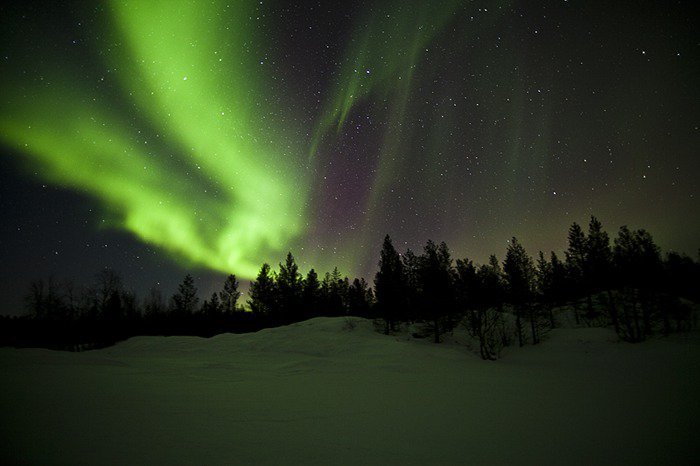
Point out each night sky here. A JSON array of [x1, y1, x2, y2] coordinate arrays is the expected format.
[[1, 0, 698, 315]]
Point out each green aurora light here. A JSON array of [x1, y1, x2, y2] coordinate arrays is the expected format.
[[1, 0, 308, 278]]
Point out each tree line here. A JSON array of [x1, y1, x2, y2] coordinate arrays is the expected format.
[[370, 217, 698, 358], [1, 216, 698, 354]]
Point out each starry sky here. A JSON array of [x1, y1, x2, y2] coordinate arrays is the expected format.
[[1, 0, 698, 315]]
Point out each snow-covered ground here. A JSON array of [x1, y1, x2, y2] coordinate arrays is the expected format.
[[1, 317, 699, 465]]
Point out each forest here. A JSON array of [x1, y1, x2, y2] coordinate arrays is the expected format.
[[1, 216, 698, 357]]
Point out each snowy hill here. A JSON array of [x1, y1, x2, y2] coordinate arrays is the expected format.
[[1, 317, 699, 465]]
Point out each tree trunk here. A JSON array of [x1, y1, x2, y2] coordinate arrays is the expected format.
[[662, 298, 671, 336], [641, 291, 653, 337], [548, 304, 555, 329], [529, 306, 539, 345], [586, 294, 594, 325], [606, 289, 619, 336], [632, 296, 642, 342], [516, 309, 524, 347]]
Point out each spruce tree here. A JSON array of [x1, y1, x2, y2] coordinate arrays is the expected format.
[[455, 258, 478, 311], [219, 274, 241, 314], [475, 260, 507, 358], [277, 252, 303, 323], [484, 254, 505, 311], [171, 274, 199, 316], [456, 255, 505, 358], [201, 292, 222, 316], [549, 251, 567, 306], [302, 269, 321, 319], [374, 235, 406, 333], [504, 238, 536, 346], [536, 251, 556, 328], [565, 222, 587, 322], [417, 240, 455, 343], [402, 248, 421, 321], [324, 267, 347, 316], [248, 264, 277, 319], [612, 226, 663, 341], [583, 216, 612, 321], [348, 278, 372, 317]]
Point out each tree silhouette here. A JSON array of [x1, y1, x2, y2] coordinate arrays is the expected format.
[[401, 248, 421, 322], [11, 214, 698, 351], [92, 268, 124, 320], [482, 255, 506, 313], [456, 255, 508, 358], [201, 292, 222, 316], [104, 289, 123, 321], [170, 274, 199, 316], [535, 251, 556, 328], [348, 277, 373, 318], [662, 252, 697, 332], [248, 263, 277, 320], [504, 237, 536, 346], [302, 268, 321, 319], [374, 235, 406, 334], [143, 286, 166, 317], [455, 258, 478, 311], [25, 277, 63, 320], [417, 240, 456, 343], [322, 267, 347, 317], [612, 226, 663, 341], [219, 274, 241, 314], [582, 216, 613, 321], [277, 252, 303, 323], [549, 252, 568, 306], [565, 222, 587, 324]]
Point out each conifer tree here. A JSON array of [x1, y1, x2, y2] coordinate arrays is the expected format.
[[348, 277, 372, 317], [549, 251, 567, 305], [417, 240, 455, 343], [482, 255, 505, 312], [455, 258, 478, 311], [612, 226, 663, 341], [248, 264, 277, 319], [302, 268, 321, 319], [402, 248, 421, 321], [374, 235, 406, 333], [475, 260, 507, 358], [456, 255, 505, 358], [504, 237, 536, 346], [583, 216, 613, 321], [322, 267, 347, 316], [565, 222, 587, 322], [201, 292, 222, 316], [536, 251, 556, 328], [277, 252, 303, 323], [171, 274, 199, 316], [219, 274, 241, 314]]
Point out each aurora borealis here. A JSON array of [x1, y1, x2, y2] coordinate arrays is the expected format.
[[2, 0, 308, 278], [1, 0, 698, 313]]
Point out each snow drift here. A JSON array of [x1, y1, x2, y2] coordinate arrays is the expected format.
[[1, 317, 699, 465]]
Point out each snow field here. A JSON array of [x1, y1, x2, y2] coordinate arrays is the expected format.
[[1, 317, 699, 465]]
